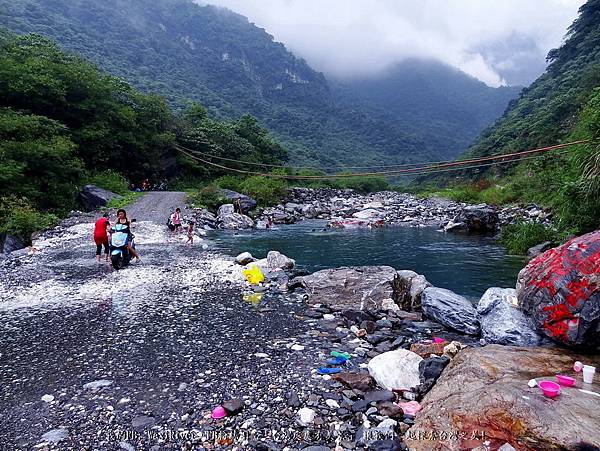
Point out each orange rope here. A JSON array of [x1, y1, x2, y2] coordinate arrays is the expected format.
[[174, 139, 588, 179]]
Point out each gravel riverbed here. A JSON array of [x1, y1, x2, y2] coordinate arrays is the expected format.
[[0, 193, 355, 450]]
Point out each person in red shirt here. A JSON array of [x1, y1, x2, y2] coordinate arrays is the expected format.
[[94, 213, 111, 262]]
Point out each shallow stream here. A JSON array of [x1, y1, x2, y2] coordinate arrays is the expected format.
[[211, 220, 525, 298]]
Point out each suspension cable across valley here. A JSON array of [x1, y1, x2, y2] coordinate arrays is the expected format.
[[174, 139, 588, 179], [174, 139, 589, 179]]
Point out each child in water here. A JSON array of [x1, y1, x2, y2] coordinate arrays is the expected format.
[[186, 221, 195, 244]]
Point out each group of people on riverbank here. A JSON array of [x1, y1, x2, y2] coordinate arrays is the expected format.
[[128, 179, 168, 192], [93, 209, 140, 263], [93, 207, 195, 262]]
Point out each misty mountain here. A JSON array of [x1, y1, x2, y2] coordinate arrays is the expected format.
[[460, 0, 600, 164], [0, 0, 518, 166], [332, 59, 520, 158]]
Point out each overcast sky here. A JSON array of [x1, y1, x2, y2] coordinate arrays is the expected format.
[[201, 0, 585, 87]]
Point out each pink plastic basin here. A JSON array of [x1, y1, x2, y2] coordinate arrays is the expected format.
[[556, 375, 576, 387], [538, 380, 561, 398], [211, 406, 227, 419]]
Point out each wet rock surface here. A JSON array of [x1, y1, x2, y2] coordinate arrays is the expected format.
[[406, 345, 600, 451]]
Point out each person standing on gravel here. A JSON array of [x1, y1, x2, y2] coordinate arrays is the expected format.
[[170, 208, 182, 233], [186, 221, 195, 244], [93, 212, 110, 262]]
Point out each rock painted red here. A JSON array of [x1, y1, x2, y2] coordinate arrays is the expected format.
[[517, 230, 600, 347]]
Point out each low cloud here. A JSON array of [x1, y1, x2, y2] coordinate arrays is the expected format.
[[200, 0, 584, 86]]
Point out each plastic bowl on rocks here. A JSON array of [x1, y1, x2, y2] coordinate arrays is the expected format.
[[538, 380, 561, 398], [211, 406, 227, 419], [556, 375, 576, 387]]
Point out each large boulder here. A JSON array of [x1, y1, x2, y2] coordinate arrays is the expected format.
[[450, 204, 499, 233], [353, 209, 381, 219], [396, 270, 431, 311], [300, 266, 400, 312], [217, 204, 235, 216], [300, 204, 318, 219], [267, 208, 296, 224], [517, 230, 600, 347], [405, 345, 600, 451], [218, 189, 257, 214], [266, 251, 295, 270], [421, 287, 480, 335], [216, 204, 255, 230], [284, 202, 301, 213], [193, 208, 218, 230], [367, 349, 422, 391], [78, 185, 122, 211], [477, 287, 547, 346], [0, 233, 26, 254]]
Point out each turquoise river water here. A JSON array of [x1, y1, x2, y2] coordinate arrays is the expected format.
[[211, 220, 526, 298]]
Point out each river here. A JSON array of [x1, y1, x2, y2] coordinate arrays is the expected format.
[[211, 220, 525, 298]]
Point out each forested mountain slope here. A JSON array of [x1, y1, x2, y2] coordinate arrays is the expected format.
[[421, 0, 600, 234], [0, 0, 517, 166], [333, 59, 519, 160], [463, 0, 600, 161]]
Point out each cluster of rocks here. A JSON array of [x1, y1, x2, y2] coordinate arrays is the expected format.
[[227, 255, 477, 449], [187, 187, 554, 235], [261, 189, 462, 229], [189, 204, 255, 231], [259, 188, 552, 234], [224, 230, 599, 449], [295, 266, 549, 347]]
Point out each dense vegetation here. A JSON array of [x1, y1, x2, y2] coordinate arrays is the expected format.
[[499, 222, 564, 255], [463, 0, 600, 163], [0, 32, 288, 242], [419, 0, 600, 246], [0, 0, 517, 167]]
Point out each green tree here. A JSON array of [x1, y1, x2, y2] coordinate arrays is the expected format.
[[0, 108, 82, 211], [0, 33, 174, 181]]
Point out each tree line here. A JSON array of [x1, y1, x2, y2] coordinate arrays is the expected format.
[[0, 31, 288, 240]]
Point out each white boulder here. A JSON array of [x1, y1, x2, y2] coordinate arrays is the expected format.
[[367, 349, 422, 390]]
